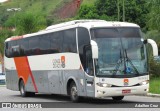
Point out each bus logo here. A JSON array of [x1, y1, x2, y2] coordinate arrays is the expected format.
[[52, 56, 65, 68], [61, 56, 65, 68], [124, 78, 129, 86]]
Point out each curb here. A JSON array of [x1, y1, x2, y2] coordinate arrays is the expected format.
[[147, 93, 160, 98], [138, 93, 160, 98]]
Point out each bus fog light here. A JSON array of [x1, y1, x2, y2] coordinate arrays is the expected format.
[[144, 88, 149, 92], [96, 83, 112, 87], [140, 80, 149, 85]]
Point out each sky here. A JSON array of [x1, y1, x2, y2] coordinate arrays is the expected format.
[[0, 0, 8, 3]]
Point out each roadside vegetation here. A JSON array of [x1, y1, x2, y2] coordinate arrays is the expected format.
[[81, 0, 95, 5], [150, 77, 160, 94]]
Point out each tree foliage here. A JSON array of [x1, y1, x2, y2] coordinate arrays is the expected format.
[[147, 0, 160, 31], [77, 5, 99, 19], [17, 12, 46, 35], [77, 0, 149, 30], [0, 12, 47, 56], [5, 12, 47, 35], [0, 28, 13, 56]]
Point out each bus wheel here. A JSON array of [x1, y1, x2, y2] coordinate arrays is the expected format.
[[112, 96, 124, 101], [70, 82, 79, 102], [19, 80, 29, 97]]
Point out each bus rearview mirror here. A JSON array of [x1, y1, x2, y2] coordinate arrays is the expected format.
[[91, 40, 98, 59], [145, 39, 158, 57]]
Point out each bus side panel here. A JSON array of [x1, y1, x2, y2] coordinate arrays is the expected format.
[[64, 70, 87, 97], [5, 70, 11, 90], [47, 70, 86, 96], [4, 57, 19, 91], [25, 75, 36, 92], [48, 70, 61, 94], [5, 69, 19, 91], [31, 71, 49, 93]]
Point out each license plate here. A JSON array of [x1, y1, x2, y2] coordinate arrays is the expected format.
[[122, 89, 131, 94]]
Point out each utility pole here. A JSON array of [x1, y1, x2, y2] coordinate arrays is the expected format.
[[123, 0, 125, 22], [117, 0, 120, 21]]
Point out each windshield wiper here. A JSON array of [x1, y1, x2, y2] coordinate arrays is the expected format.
[[113, 49, 123, 75], [113, 49, 140, 75], [124, 49, 140, 75]]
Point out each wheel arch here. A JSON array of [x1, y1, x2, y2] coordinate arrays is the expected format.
[[18, 77, 25, 91], [66, 77, 78, 95]]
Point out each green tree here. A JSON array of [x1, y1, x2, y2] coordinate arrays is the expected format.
[[95, 0, 117, 18], [5, 12, 47, 35], [16, 12, 47, 35], [0, 28, 13, 56], [124, 0, 148, 31], [77, 5, 99, 19], [147, 0, 160, 31], [78, 0, 149, 29]]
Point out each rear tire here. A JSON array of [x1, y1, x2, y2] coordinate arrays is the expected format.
[[19, 80, 35, 97], [112, 96, 124, 101], [70, 81, 79, 102]]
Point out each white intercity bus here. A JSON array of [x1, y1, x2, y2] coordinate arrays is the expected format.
[[4, 20, 158, 102]]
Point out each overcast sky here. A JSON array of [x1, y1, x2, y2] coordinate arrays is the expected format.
[[0, 0, 8, 3]]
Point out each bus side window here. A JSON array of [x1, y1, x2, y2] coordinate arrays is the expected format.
[[63, 28, 77, 53], [84, 46, 94, 76], [50, 31, 63, 53], [28, 36, 40, 55], [5, 42, 10, 58]]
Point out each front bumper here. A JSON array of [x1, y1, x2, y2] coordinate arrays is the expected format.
[[95, 84, 149, 98]]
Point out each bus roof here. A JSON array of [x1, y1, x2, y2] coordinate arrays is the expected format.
[[5, 20, 140, 42]]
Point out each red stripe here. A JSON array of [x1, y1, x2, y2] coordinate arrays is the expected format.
[[25, 57, 38, 93]]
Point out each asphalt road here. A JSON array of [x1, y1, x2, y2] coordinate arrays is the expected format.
[[0, 86, 160, 111]]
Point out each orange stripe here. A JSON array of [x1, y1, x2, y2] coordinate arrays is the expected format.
[[14, 57, 38, 92], [11, 36, 23, 41]]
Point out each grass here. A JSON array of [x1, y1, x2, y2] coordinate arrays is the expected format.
[[0, 0, 63, 14], [81, 0, 96, 5], [0, 0, 65, 25], [149, 77, 160, 94]]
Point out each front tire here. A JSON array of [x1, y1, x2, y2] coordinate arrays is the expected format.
[[112, 96, 124, 101], [70, 81, 79, 102]]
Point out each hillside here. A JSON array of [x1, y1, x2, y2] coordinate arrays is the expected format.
[[0, 0, 74, 26], [82, 0, 96, 5], [0, 0, 96, 26]]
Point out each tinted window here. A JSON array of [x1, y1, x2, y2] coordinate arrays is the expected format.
[[39, 34, 51, 54], [18, 39, 29, 56], [28, 36, 40, 55], [84, 46, 94, 76], [5, 42, 10, 57], [50, 31, 63, 53], [78, 27, 90, 68], [91, 27, 141, 38], [91, 28, 118, 38], [63, 28, 77, 53], [10, 40, 20, 57], [119, 28, 141, 38]]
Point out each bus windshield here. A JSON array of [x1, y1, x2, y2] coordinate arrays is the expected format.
[[91, 27, 148, 77]]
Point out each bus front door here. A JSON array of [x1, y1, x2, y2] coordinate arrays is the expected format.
[[84, 46, 95, 97]]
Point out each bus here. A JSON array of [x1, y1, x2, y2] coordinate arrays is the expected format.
[[4, 20, 158, 102]]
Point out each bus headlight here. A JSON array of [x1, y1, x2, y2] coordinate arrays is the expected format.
[[96, 83, 112, 87], [139, 80, 149, 85]]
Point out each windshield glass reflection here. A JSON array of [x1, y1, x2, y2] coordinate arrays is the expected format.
[[91, 27, 148, 77]]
